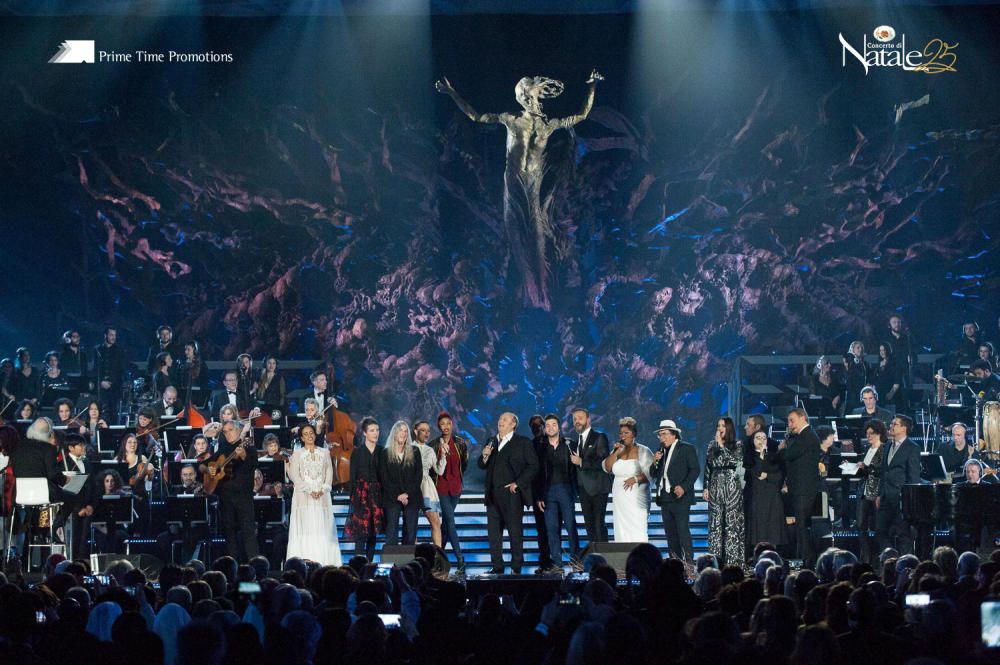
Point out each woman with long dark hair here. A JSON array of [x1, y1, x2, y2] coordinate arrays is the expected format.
[[704, 416, 745, 568], [256, 355, 285, 413]]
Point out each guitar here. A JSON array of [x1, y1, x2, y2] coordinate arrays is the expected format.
[[202, 438, 251, 495]]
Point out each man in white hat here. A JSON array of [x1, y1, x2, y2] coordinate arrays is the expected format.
[[649, 419, 700, 564]]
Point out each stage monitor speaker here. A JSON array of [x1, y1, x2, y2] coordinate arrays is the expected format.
[[89, 553, 164, 579], [380, 545, 417, 565], [580, 542, 641, 573]]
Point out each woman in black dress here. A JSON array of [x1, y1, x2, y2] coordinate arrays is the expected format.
[[748, 430, 785, 550], [344, 417, 385, 562], [11, 348, 42, 405], [152, 352, 175, 399], [255, 356, 285, 414], [872, 342, 903, 409]]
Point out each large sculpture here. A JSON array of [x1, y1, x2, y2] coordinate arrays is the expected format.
[[436, 70, 603, 310]]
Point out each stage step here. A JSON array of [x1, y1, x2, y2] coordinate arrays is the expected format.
[[331, 492, 714, 574]]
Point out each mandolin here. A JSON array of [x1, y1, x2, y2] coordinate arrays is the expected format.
[[202, 438, 251, 495]]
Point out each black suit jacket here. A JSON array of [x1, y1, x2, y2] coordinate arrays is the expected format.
[[64, 455, 100, 508], [649, 441, 700, 506], [575, 429, 612, 496], [532, 435, 578, 501], [879, 437, 922, 502], [153, 401, 181, 420], [477, 433, 539, 506], [780, 424, 822, 498], [10, 437, 63, 499], [208, 390, 250, 418]]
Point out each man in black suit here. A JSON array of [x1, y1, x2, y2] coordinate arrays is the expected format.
[[209, 371, 251, 418], [570, 408, 612, 545], [779, 407, 822, 566], [875, 414, 922, 555], [533, 413, 579, 572], [477, 412, 538, 574], [145, 325, 183, 376], [9, 418, 65, 561], [55, 434, 100, 558], [308, 370, 338, 414], [649, 419, 700, 563], [154, 386, 180, 420], [92, 327, 125, 423]]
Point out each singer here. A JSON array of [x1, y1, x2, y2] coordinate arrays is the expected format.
[[478, 412, 538, 574]]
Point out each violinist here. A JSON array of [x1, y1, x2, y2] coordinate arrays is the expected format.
[[53, 398, 84, 430], [135, 406, 165, 459], [177, 434, 213, 464], [292, 398, 326, 439], [116, 432, 153, 494], [308, 371, 337, 414], [258, 433, 290, 463]]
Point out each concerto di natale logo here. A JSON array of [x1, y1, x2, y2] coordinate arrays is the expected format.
[[839, 25, 957, 75]]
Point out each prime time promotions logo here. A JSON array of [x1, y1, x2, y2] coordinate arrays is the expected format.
[[839, 25, 957, 75], [48, 40, 233, 64]]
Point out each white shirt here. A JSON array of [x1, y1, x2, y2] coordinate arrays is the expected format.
[[71, 454, 86, 473], [497, 432, 514, 452], [659, 442, 678, 493], [578, 427, 591, 450]]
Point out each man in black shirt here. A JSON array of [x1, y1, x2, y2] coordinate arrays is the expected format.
[[92, 327, 125, 423], [146, 325, 183, 376], [58, 330, 88, 380], [971, 360, 1000, 402], [938, 422, 978, 478], [533, 413, 578, 572], [207, 420, 258, 562]]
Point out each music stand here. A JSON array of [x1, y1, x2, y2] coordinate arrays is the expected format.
[[920, 453, 948, 482], [257, 458, 286, 484], [98, 460, 130, 482], [92, 494, 134, 525], [98, 427, 135, 456], [253, 425, 291, 451], [253, 495, 285, 525], [165, 427, 199, 457], [165, 495, 210, 525], [169, 459, 205, 485]]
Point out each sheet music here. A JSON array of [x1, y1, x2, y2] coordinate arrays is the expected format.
[[839, 462, 860, 475], [62, 472, 88, 495]]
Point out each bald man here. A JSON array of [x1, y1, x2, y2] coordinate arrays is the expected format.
[[477, 412, 539, 574]]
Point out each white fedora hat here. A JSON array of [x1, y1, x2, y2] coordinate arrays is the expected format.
[[655, 419, 682, 435]]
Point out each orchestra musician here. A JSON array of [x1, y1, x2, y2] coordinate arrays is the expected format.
[[236, 354, 256, 408], [145, 325, 182, 376]]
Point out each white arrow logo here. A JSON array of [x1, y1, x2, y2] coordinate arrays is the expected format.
[[49, 40, 95, 64]]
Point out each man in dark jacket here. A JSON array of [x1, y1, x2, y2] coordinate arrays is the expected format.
[[206, 420, 258, 562], [533, 413, 578, 572], [875, 415, 922, 555], [570, 408, 612, 545], [649, 419, 700, 564], [779, 407, 822, 566], [477, 412, 538, 574]]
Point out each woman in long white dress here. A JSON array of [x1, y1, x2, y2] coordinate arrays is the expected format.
[[286, 423, 342, 566], [603, 416, 654, 542]]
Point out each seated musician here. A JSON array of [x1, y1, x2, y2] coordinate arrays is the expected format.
[[954, 322, 982, 370], [254, 468, 284, 498], [258, 434, 290, 462], [115, 433, 153, 494], [851, 387, 893, 423], [979, 342, 996, 370], [80, 400, 108, 458], [93, 469, 132, 554], [939, 422, 978, 479], [175, 433, 213, 464], [960, 459, 998, 486], [291, 398, 326, 438], [156, 464, 211, 564], [53, 398, 84, 429], [970, 360, 1000, 402]]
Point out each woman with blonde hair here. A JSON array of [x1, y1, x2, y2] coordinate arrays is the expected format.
[[382, 420, 423, 546]]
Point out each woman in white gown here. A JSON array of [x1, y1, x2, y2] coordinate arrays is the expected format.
[[286, 423, 342, 566], [603, 416, 654, 542]]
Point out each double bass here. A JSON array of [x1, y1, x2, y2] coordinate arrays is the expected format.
[[320, 400, 356, 487]]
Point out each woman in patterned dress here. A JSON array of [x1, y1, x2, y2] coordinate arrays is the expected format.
[[344, 417, 385, 562], [703, 416, 745, 568]]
